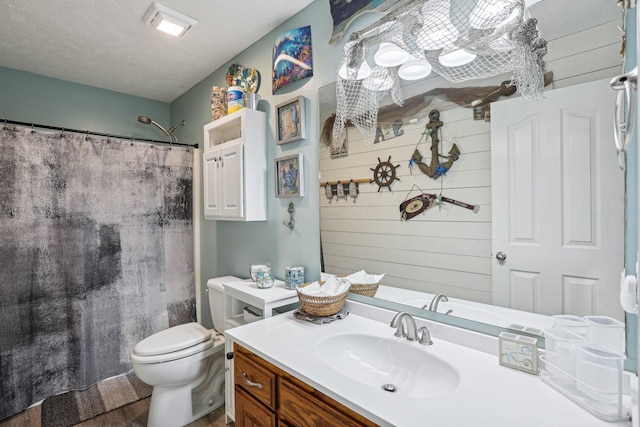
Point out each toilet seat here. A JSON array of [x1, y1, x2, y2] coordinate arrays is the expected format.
[[130, 322, 223, 364]]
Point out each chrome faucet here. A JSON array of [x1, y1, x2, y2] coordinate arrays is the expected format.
[[390, 312, 433, 345], [426, 293, 449, 312]]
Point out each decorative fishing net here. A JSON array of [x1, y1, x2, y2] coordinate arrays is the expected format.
[[333, 0, 547, 144]]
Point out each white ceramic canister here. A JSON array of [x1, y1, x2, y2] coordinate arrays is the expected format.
[[227, 86, 244, 114], [285, 266, 305, 290]]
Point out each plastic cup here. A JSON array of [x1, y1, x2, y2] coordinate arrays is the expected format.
[[552, 314, 589, 337], [544, 328, 586, 382], [575, 343, 627, 403], [584, 315, 625, 354]]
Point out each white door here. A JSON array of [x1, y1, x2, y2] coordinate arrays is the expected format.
[[203, 148, 222, 218], [219, 140, 244, 218], [491, 79, 624, 319]]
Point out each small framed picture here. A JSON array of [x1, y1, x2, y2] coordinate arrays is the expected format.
[[275, 153, 304, 197], [330, 129, 348, 159], [276, 96, 306, 144]]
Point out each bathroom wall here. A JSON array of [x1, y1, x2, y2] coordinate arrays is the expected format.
[[0, 66, 170, 138]]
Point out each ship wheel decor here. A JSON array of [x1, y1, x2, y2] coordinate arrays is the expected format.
[[370, 156, 400, 192]]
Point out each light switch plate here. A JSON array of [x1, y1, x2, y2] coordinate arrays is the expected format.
[[499, 332, 538, 375]]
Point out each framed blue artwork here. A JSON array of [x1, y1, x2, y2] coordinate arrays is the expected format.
[[272, 26, 313, 93], [276, 96, 306, 144], [275, 153, 304, 198]]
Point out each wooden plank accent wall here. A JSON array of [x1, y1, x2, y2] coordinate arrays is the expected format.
[[319, 20, 623, 304]]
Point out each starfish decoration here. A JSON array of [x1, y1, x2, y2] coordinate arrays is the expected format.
[[420, 128, 432, 140], [408, 157, 418, 171], [434, 163, 449, 178]]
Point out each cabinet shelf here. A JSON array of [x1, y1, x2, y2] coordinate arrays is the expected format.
[[204, 113, 242, 150], [226, 314, 246, 329]]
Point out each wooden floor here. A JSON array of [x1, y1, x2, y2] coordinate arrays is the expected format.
[[76, 397, 230, 427], [0, 398, 231, 427]]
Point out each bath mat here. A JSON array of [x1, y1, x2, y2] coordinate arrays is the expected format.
[[293, 307, 349, 324], [41, 372, 152, 427]]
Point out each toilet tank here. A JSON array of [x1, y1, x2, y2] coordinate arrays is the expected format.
[[207, 276, 243, 333]]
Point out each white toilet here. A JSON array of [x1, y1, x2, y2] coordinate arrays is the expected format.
[[130, 276, 242, 427]]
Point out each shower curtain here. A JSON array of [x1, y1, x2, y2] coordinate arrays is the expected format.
[[0, 126, 195, 420]]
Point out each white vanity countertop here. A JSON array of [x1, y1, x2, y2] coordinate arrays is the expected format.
[[226, 305, 631, 427]]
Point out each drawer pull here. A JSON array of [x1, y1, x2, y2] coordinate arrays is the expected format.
[[242, 371, 263, 389]]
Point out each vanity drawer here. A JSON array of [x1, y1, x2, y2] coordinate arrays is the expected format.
[[234, 344, 277, 410], [278, 376, 377, 427]]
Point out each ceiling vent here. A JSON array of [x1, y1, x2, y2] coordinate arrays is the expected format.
[[142, 2, 198, 38]]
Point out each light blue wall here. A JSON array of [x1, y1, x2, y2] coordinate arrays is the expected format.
[[171, 0, 380, 327], [624, 7, 638, 368], [0, 66, 170, 139]]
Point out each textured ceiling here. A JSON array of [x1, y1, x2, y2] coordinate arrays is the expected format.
[[0, 0, 315, 102], [0, 0, 622, 103]]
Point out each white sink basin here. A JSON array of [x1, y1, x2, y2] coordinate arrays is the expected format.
[[314, 332, 460, 399]]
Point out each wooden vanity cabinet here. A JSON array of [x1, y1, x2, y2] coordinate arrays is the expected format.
[[234, 344, 377, 427]]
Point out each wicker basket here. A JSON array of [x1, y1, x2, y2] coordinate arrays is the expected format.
[[348, 282, 379, 297], [336, 274, 379, 297], [296, 281, 349, 317]]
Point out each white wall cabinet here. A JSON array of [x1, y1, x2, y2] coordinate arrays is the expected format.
[[203, 108, 266, 221]]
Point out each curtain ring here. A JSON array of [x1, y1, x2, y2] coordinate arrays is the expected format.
[[31, 123, 35, 133], [85, 130, 90, 141]]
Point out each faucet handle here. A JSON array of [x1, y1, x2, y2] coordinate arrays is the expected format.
[[418, 327, 433, 346]]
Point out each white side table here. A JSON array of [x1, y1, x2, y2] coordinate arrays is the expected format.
[[224, 279, 298, 327], [223, 279, 298, 423]]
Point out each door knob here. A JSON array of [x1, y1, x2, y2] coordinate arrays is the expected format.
[[496, 251, 507, 261]]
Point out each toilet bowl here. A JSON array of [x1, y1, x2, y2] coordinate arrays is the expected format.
[[130, 275, 242, 427]]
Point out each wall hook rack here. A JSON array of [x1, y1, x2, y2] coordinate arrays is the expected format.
[[283, 202, 295, 230], [320, 178, 369, 203]]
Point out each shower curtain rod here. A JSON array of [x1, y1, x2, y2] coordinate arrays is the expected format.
[[1, 118, 198, 149]]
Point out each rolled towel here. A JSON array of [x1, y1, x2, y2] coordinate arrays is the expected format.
[[298, 276, 350, 297], [343, 269, 384, 284]]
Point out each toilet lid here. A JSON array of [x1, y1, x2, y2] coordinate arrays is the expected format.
[[133, 322, 213, 356]]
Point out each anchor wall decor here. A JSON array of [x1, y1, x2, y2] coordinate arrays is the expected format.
[[411, 110, 460, 179]]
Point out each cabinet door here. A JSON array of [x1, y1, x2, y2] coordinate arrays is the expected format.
[[235, 386, 277, 427], [203, 149, 221, 218], [219, 140, 244, 218]]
